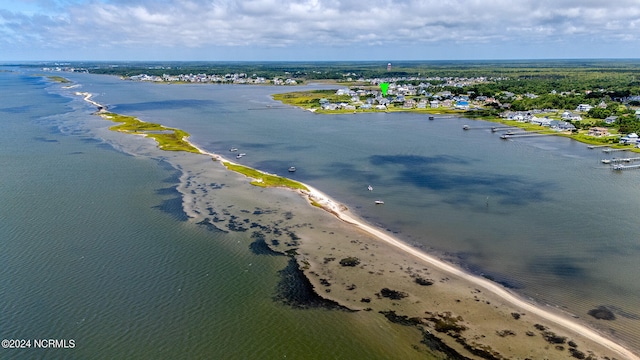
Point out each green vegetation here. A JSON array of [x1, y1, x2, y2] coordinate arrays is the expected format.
[[273, 90, 351, 109], [338, 257, 361, 267], [222, 162, 309, 191], [101, 112, 200, 153], [47, 75, 71, 83]]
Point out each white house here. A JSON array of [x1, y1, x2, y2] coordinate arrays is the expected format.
[[561, 111, 582, 121], [576, 104, 593, 112], [620, 133, 639, 144]]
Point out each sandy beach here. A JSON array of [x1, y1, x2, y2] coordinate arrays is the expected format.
[[78, 90, 639, 359]]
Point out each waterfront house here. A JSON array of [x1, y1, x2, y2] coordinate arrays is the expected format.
[[531, 117, 552, 126], [430, 100, 440, 108], [550, 120, 576, 131], [588, 127, 610, 137], [561, 111, 582, 121], [620, 133, 639, 144], [403, 99, 416, 109]]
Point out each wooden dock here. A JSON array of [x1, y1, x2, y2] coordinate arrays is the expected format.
[[603, 148, 630, 153], [613, 163, 640, 171]]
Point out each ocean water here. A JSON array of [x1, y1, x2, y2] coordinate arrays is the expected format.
[[2, 67, 640, 357]]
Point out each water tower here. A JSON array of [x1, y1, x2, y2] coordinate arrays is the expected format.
[[387, 63, 392, 71]]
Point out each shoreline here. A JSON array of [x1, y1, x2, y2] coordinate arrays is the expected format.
[[75, 90, 639, 359]]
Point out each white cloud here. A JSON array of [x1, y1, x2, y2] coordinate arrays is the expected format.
[[1, 0, 639, 60]]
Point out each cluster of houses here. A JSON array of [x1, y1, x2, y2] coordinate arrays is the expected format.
[[502, 103, 626, 134], [319, 86, 482, 111], [502, 111, 577, 131], [126, 73, 302, 85]]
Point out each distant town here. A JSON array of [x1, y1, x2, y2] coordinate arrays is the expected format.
[[42, 60, 640, 150]]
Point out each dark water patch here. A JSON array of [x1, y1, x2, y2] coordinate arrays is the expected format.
[[528, 256, 589, 280], [273, 258, 351, 311], [379, 310, 471, 360], [0, 104, 33, 113], [197, 218, 229, 233], [447, 253, 524, 289], [68, 151, 84, 155], [152, 186, 189, 221], [32, 136, 59, 143], [227, 217, 249, 232], [404, 169, 549, 205], [209, 182, 225, 190], [588, 306, 616, 320], [369, 154, 552, 206], [479, 273, 523, 290], [156, 187, 178, 196], [603, 305, 640, 320], [96, 142, 122, 153], [249, 232, 283, 256]]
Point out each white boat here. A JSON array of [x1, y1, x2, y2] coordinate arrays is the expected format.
[[463, 125, 470, 130], [368, 185, 373, 191], [229, 147, 238, 152], [374, 200, 384, 205], [236, 153, 246, 159], [601, 159, 611, 164], [288, 166, 296, 172]]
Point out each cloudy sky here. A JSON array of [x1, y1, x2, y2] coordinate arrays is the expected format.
[[1, 0, 639, 61]]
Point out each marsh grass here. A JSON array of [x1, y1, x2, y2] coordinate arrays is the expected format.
[[102, 112, 200, 153], [222, 162, 309, 191]]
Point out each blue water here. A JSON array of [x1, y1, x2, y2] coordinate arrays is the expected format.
[[3, 67, 640, 356]]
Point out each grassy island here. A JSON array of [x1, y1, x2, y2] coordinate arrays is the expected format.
[[222, 162, 308, 191], [101, 112, 200, 153], [47, 75, 71, 83]]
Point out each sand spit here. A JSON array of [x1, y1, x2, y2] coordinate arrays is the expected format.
[[77, 90, 639, 360]]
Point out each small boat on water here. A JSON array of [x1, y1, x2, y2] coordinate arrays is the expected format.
[[236, 153, 246, 159], [288, 166, 296, 172], [463, 125, 470, 130], [229, 147, 238, 152], [428, 116, 434, 120], [374, 200, 384, 205], [368, 185, 373, 191], [601, 159, 611, 164]]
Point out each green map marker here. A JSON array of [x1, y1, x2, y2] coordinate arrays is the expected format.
[[380, 82, 389, 96]]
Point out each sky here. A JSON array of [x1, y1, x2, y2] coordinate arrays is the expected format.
[[1, 0, 639, 61]]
